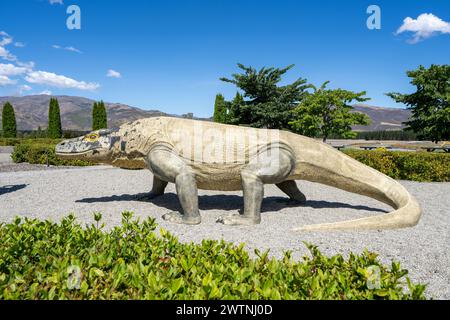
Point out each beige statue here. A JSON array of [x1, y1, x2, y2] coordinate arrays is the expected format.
[[56, 117, 422, 231]]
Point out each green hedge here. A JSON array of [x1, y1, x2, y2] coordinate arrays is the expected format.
[[0, 138, 62, 147], [0, 212, 426, 300], [11, 142, 94, 167], [344, 149, 450, 182]]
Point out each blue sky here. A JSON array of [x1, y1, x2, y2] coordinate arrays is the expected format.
[[0, 0, 449, 117]]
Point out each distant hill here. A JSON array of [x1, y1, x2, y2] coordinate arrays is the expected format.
[[352, 104, 411, 131], [0, 95, 195, 131], [0, 95, 410, 132]]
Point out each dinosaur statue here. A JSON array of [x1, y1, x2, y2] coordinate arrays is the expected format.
[[55, 117, 422, 231]]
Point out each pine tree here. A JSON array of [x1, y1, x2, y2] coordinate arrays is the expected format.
[[227, 92, 246, 125], [92, 100, 107, 130], [220, 64, 311, 129], [213, 94, 227, 123], [48, 98, 62, 138], [2, 102, 17, 138]]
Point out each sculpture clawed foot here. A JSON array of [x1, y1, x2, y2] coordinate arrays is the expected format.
[[162, 211, 201, 225], [216, 214, 260, 226]]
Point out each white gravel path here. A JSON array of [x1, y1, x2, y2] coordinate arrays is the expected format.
[[0, 165, 449, 299]]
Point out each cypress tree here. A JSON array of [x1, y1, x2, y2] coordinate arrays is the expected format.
[[92, 102, 98, 130], [92, 101, 107, 130], [48, 98, 62, 138], [2, 102, 17, 138], [213, 94, 227, 123], [98, 100, 107, 129]]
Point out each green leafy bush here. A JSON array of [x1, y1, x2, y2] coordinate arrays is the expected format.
[[0, 138, 62, 147], [11, 142, 93, 166], [344, 150, 450, 182], [0, 212, 426, 300]]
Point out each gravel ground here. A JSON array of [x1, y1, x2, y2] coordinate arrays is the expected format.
[[0, 166, 449, 299], [0, 163, 84, 172]]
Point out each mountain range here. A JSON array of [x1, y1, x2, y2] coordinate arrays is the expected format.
[[351, 104, 411, 131], [0, 95, 411, 132]]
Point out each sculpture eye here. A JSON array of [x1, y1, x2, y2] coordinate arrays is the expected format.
[[84, 133, 99, 141]]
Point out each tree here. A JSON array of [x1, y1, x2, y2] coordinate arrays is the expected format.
[[48, 97, 62, 139], [225, 92, 246, 125], [92, 100, 107, 130], [92, 102, 99, 130], [2, 102, 17, 138], [220, 63, 311, 129], [387, 64, 450, 143], [289, 81, 371, 142], [213, 94, 227, 123]]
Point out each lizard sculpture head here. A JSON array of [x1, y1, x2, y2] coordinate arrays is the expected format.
[[56, 129, 120, 164], [56, 128, 147, 169]]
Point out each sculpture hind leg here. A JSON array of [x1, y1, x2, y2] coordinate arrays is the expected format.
[[216, 168, 264, 225], [276, 180, 306, 203], [137, 176, 168, 201], [147, 146, 201, 225], [217, 147, 296, 226]]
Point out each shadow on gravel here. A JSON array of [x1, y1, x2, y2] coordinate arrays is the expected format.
[[0, 184, 28, 195], [76, 193, 387, 213]]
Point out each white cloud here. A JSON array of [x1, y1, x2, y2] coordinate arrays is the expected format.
[[0, 31, 17, 61], [25, 71, 100, 91], [0, 31, 99, 93], [52, 44, 82, 53], [106, 69, 121, 78], [0, 37, 12, 47], [17, 61, 35, 69], [0, 63, 28, 76], [0, 46, 17, 61], [396, 13, 450, 43], [65, 46, 82, 53], [0, 75, 16, 86], [14, 42, 25, 48], [39, 90, 52, 95], [18, 84, 32, 94], [49, 0, 63, 5], [0, 32, 9, 45]]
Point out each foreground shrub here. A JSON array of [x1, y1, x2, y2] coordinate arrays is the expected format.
[[344, 150, 450, 182], [11, 142, 93, 166], [0, 212, 426, 300], [0, 138, 62, 147]]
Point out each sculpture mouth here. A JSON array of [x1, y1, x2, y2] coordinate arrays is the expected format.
[[55, 148, 105, 158]]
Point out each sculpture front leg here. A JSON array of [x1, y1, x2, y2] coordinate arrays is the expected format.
[[146, 146, 201, 225], [163, 168, 201, 225]]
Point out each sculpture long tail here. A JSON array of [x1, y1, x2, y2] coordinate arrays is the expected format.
[[284, 132, 422, 232]]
